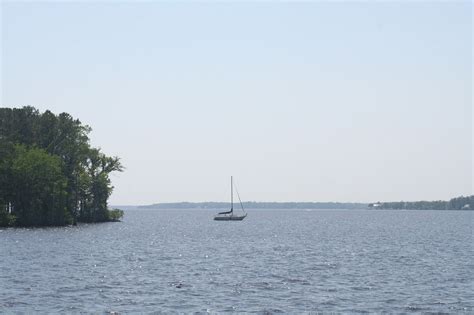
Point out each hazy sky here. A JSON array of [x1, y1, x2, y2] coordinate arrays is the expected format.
[[1, 1, 472, 205]]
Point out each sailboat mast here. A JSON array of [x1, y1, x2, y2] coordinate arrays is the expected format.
[[231, 176, 233, 211]]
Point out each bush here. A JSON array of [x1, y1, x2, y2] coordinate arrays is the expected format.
[[107, 208, 124, 222], [0, 212, 17, 227]]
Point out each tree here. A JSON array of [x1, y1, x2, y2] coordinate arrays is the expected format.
[[80, 148, 123, 222], [10, 145, 69, 226], [0, 106, 123, 227]]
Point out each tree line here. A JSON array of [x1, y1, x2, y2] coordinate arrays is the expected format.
[[0, 106, 123, 227], [140, 201, 369, 210], [144, 197, 473, 211], [369, 195, 473, 210]]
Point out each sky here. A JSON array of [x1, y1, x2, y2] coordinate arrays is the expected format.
[[1, 1, 472, 205]]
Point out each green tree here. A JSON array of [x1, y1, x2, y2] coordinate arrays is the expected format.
[[80, 148, 122, 222], [10, 145, 70, 226], [0, 106, 124, 226]]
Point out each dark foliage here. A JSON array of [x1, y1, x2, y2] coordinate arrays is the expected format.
[[0, 106, 123, 227], [371, 196, 473, 210]]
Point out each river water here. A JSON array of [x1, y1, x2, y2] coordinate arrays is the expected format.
[[1, 209, 472, 313]]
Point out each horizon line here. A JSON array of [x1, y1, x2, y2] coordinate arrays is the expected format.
[[111, 196, 471, 207]]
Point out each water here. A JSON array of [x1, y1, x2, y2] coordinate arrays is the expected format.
[[1, 209, 472, 313]]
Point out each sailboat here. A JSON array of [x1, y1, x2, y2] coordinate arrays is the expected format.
[[214, 176, 247, 221]]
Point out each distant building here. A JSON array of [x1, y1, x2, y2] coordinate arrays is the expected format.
[[369, 202, 382, 208], [462, 204, 470, 210]]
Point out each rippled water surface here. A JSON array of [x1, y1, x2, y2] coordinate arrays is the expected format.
[[1, 209, 473, 313]]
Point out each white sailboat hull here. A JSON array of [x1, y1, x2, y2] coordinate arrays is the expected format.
[[214, 213, 247, 221]]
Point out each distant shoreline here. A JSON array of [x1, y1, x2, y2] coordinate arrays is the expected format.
[[116, 206, 473, 212], [116, 196, 473, 211], [137, 202, 367, 210]]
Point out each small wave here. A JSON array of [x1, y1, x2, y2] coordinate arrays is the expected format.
[[260, 308, 285, 314], [284, 278, 311, 285], [405, 304, 427, 311], [1, 301, 29, 308], [350, 286, 373, 291], [251, 281, 274, 290]]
